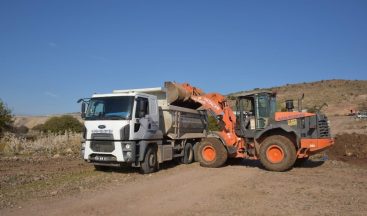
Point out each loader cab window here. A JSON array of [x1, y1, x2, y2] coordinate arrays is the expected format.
[[255, 94, 272, 129], [135, 97, 149, 118], [236, 97, 255, 134]]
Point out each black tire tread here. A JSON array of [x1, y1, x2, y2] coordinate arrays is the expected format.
[[199, 138, 228, 168], [140, 146, 158, 174], [259, 135, 297, 172]]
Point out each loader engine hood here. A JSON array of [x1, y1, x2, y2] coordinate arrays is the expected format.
[[274, 112, 315, 121]]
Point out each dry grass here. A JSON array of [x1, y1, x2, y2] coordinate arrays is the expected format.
[[0, 132, 82, 156]]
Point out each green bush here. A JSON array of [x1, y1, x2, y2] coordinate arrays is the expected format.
[[0, 99, 13, 136], [12, 125, 29, 134], [34, 115, 83, 134], [208, 116, 221, 131]]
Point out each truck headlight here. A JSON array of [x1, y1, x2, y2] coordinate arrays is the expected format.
[[125, 143, 131, 150]]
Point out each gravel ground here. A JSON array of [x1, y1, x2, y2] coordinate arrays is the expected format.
[[1, 154, 367, 216]]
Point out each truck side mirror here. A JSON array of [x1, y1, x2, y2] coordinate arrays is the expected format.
[[81, 102, 86, 119]]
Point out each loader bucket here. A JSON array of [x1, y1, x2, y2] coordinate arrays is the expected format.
[[164, 81, 204, 109]]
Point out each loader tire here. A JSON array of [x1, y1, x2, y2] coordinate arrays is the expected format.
[[259, 135, 297, 172], [199, 138, 228, 168], [181, 142, 194, 164], [140, 146, 158, 174]]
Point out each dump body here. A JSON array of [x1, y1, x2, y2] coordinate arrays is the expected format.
[[160, 105, 207, 139]]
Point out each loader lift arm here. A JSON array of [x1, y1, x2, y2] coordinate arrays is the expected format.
[[165, 82, 246, 157]]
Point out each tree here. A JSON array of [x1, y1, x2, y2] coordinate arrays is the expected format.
[[34, 115, 83, 134], [0, 99, 13, 135]]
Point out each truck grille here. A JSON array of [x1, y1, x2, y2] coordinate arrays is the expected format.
[[90, 140, 115, 152], [318, 117, 330, 138]]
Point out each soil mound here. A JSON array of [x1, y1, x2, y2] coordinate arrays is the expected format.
[[328, 133, 367, 164]]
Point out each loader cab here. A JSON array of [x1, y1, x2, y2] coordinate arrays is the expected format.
[[235, 91, 277, 138]]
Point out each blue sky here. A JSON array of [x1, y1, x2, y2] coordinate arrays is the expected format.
[[0, 0, 366, 115]]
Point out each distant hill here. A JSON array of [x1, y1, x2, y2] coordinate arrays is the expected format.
[[13, 113, 82, 129], [13, 80, 367, 130], [230, 79, 367, 116]]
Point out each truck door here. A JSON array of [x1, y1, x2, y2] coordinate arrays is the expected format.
[[134, 97, 149, 136], [133, 97, 160, 140]]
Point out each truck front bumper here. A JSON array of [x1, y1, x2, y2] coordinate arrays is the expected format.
[[83, 140, 136, 164]]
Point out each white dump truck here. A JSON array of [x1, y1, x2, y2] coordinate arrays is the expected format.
[[78, 83, 208, 173]]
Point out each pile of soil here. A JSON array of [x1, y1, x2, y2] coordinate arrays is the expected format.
[[328, 133, 367, 165]]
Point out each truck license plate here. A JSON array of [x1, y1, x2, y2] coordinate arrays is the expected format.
[[95, 156, 106, 161]]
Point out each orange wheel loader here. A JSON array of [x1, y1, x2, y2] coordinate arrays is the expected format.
[[165, 82, 334, 171]]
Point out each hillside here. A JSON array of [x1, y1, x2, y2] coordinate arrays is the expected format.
[[13, 113, 82, 129], [12, 80, 367, 132], [231, 79, 367, 116]]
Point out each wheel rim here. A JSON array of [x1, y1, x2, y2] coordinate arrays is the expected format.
[[148, 153, 155, 167], [202, 146, 216, 162], [266, 145, 284, 163]]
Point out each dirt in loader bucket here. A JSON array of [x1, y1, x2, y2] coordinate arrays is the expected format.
[[328, 133, 367, 167]]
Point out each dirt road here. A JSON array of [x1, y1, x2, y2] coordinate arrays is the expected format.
[[1, 157, 367, 216]]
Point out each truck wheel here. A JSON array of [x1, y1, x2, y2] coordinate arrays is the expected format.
[[259, 135, 297, 172], [193, 142, 201, 162], [140, 146, 158, 174], [181, 143, 194, 164], [199, 138, 228, 168]]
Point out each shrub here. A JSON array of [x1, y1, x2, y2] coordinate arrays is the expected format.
[[34, 115, 83, 134], [0, 99, 13, 136], [208, 116, 221, 131], [12, 125, 29, 134]]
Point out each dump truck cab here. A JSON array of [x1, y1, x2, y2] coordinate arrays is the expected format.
[[80, 91, 162, 165]]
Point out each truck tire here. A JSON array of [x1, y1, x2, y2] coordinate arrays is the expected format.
[[193, 142, 201, 162], [259, 135, 297, 172], [181, 142, 194, 164], [199, 138, 228, 168], [140, 146, 158, 174]]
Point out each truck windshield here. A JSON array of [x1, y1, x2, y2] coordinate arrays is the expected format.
[[85, 96, 134, 120]]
